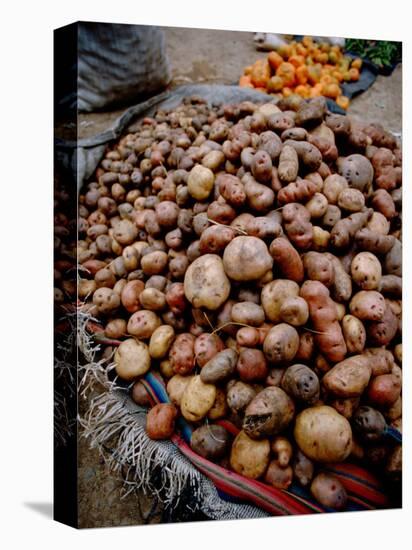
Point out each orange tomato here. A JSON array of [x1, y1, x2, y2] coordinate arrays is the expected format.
[[296, 43, 308, 56], [320, 74, 336, 85], [250, 59, 271, 88], [289, 55, 305, 68], [302, 36, 314, 48], [239, 75, 254, 88], [276, 62, 296, 87], [282, 86, 293, 97], [351, 57, 363, 70], [315, 51, 329, 64], [322, 82, 341, 99], [277, 44, 293, 59], [266, 75, 284, 93], [336, 95, 350, 110], [296, 65, 309, 85], [332, 70, 344, 82], [268, 51, 283, 71], [307, 64, 322, 84], [309, 83, 323, 97], [295, 84, 311, 98], [349, 67, 360, 81]]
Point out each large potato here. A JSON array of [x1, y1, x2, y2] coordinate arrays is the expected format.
[[127, 310, 161, 338], [184, 254, 231, 310], [166, 374, 194, 406], [322, 355, 372, 397], [351, 252, 382, 290], [187, 165, 215, 200], [114, 338, 151, 381], [180, 375, 217, 422], [231, 301, 265, 327], [294, 406, 353, 462], [243, 386, 295, 438], [281, 364, 320, 405], [200, 348, 238, 384], [261, 280, 299, 322], [223, 236, 273, 281], [230, 430, 270, 479], [170, 333, 196, 375], [149, 325, 175, 359]]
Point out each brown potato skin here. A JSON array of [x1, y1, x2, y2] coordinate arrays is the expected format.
[[243, 386, 295, 439], [121, 280, 145, 313], [265, 460, 293, 489], [230, 430, 270, 479], [170, 333, 196, 375], [190, 425, 231, 460], [216, 173, 246, 207], [263, 323, 299, 364], [310, 473, 348, 510], [367, 374, 401, 408], [127, 310, 161, 339], [200, 348, 238, 384], [146, 403, 177, 440], [199, 225, 236, 255], [322, 355, 372, 398], [194, 333, 225, 368], [281, 364, 320, 405], [237, 349, 268, 382], [223, 236, 273, 281], [270, 237, 304, 283]]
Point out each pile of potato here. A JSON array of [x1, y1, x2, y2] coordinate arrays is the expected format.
[[74, 94, 402, 510]]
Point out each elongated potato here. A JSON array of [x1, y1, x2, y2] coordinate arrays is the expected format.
[[342, 315, 366, 354]]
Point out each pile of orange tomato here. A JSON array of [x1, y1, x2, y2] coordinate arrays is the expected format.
[[239, 36, 363, 110]]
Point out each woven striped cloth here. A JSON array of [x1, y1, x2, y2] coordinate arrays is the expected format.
[[140, 371, 392, 515]]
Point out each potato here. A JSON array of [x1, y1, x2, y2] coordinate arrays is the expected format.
[[279, 296, 309, 326], [337, 154, 374, 193], [200, 348, 238, 384], [131, 381, 151, 407], [92, 287, 120, 315], [261, 280, 299, 322], [351, 252, 382, 290], [187, 165, 215, 200], [352, 406, 386, 442], [281, 364, 320, 405], [367, 300, 398, 345], [149, 325, 175, 359], [199, 225, 235, 254], [367, 211, 390, 235], [202, 150, 225, 171], [306, 193, 328, 219], [236, 327, 261, 348], [338, 188, 365, 212], [342, 315, 366, 354], [105, 318, 127, 339], [95, 267, 116, 289], [349, 290, 386, 321], [294, 406, 352, 462], [236, 349, 268, 382], [292, 449, 314, 487], [231, 301, 265, 327], [139, 287, 166, 311], [322, 355, 372, 398], [243, 387, 295, 438], [113, 219, 138, 246], [184, 254, 231, 310], [127, 310, 161, 338], [223, 236, 273, 281], [269, 238, 304, 283], [141, 250, 168, 275], [295, 97, 327, 127], [326, 254, 352, 303], [114, 338, 151, 381], [194, 333, 225, 368], [190, 424, 231, 460], [251, 150, 273, 183], [264, 460, 293, 489], [278, 144, 298, 183], [226, 381, 256, 413], [230, 430, 270, 479], [166, 374, 194, 406], [367, 374, 401, 408], [208, 388, 229, 420], [170, 333, 196, 375], [121, 280, 144, 313], [263, 323, 299, 364], [310, 473, 347, 510], [303, 252, 334, 287], [180, 375, 216, 422], [243, 175, 275, 213], [146, 403, 177, 440], [384, 239, 402, 277]]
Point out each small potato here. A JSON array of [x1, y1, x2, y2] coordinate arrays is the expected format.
[[367, 374, 401, 408], [281, 364, 320, 405], [303, 252, 334, 287], [236, 348, 268, 382], [223, 236, 273, 281], [92, 287, 120, 315], [141, 251, 168, 275], [114, 338, 151, 381], [202, 150, 225, 171], [230, 430, 270, 479], [131, 381, 151, 407], [338, 188, 365, 212], [236, 326, 260, 348], [121, 280, 144, 313], [95, 267, 116, 289], [139, 288, 167, 311], [105, 318, 127, 339], [310, 473, 347, 510], [149, 325, 175, 359], [112, 219, 138, 246], [78, 279, 97, 299], [170, 333, 196, 375], [146, 403, 177, 440], [227, 381, 256, 413], [352, 406, 386, 442], [294, 406, 352, 462], [279, 296, 309, 326], [349, 291, 386, 321], [200, 348, 238, 384], [181, 375, 217, 422], [292, 449, 314, 487], [190, 424, 231, 459], [367, 212, 390, 235], [263, 324, 299, 364], [265, 460, 293, 489], [322, 205, 341, 228], [251, 150, 273, 183], [208, 388, 229, 420], [342, 315, 366, 353], [231, 301, 265, 327], [199, 225, 235, 254], [184, 254, 231, 310], [194, 333, 225, 367], [261, 280, 299, 322], [166, 374, 194, 406], [323, 174, 348, 204], [159, 359, 174, 379], [306, 193, 328, 218], [312, 226, 330, 251], [127, 310, 161, 339], [278, 145, 298, 183], [351, 252, 382, 290], [295, 331, 315, 362], [187, 165, 215, 200]]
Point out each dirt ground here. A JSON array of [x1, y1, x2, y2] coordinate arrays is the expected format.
[[75, 28, 402, 529]]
